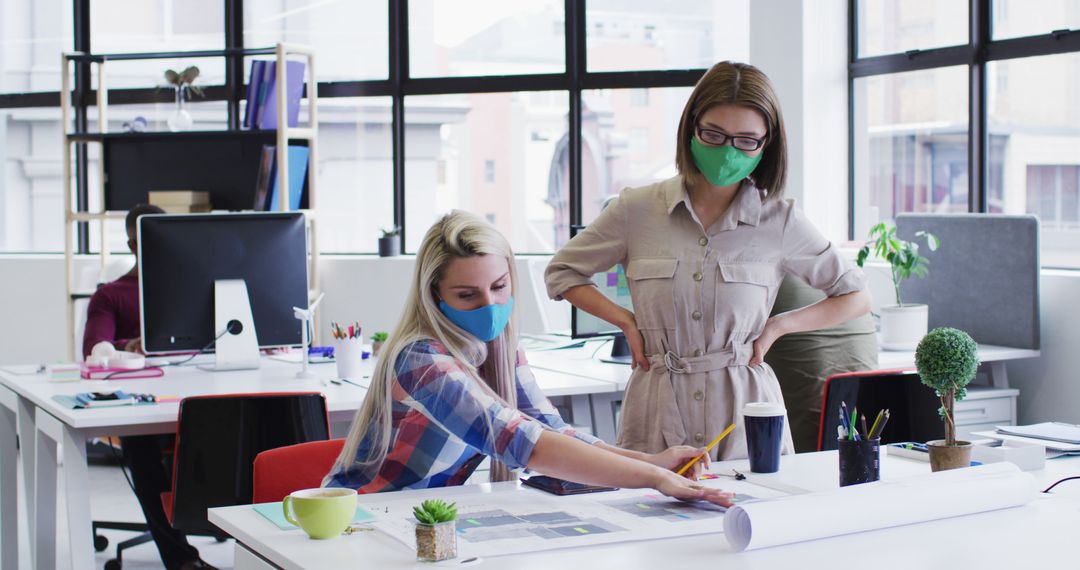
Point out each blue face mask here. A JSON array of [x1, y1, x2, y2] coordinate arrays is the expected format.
[[438, 297, 514, 342]]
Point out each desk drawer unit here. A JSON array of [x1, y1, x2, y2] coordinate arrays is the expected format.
[[954, 395, 1013, 426], [954, 395, 1010, 425]]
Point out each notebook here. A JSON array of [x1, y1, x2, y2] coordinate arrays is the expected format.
[[252, 501, 376, 531], [995, 422, 1080, 445]]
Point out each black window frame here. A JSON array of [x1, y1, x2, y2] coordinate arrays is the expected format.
[[0, 0, 716, 255], [847, 0, 1080, 240]]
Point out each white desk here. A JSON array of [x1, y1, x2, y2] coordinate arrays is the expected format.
[[877, 343, 1040, 389], [0, 355, 618, 570], [208, 452, 1080, 570], [526, 342, 1039, 444]]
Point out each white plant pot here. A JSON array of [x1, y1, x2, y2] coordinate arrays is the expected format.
[[879, 304, 928, 351]]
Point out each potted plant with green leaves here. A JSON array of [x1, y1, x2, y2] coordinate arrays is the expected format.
[[413, 499, 458, 562], [371, 331, 388, 358], [915, 327, 980, 472], [378, 226, 401, 257], [856, 222, 940, 350]]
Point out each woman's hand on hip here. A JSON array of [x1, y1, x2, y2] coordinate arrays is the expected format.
[[749, 317, 785, 367], [619, 318, 650, 370], [648, 445, 709, 479]]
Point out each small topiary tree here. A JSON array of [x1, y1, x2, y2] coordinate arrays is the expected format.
[[915, 327, 980, 446]]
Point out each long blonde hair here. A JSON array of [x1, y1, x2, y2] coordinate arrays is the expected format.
[[325, 210, 521, 485]]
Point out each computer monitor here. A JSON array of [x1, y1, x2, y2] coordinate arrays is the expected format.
[[138, 212, 309, 370], [568, 225, 634, 364]]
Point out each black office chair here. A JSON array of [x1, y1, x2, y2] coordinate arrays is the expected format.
[[817, 369, 944, 451], [101, 392, 329, 569], [161, 392, 331, 536]]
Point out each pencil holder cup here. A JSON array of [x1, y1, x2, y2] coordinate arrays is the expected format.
[[838, 437, 880, 487], [334, 338, 364, 380]]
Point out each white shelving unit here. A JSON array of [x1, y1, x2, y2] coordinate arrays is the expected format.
[[60, 43, 320, 360]]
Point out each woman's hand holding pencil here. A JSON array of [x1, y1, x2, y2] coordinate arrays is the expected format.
[[648, 445, 712, 480]]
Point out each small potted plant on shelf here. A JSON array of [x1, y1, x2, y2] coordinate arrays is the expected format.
[[915, 327, 980, 472], [162, 66, 203, 132], [378, 226, 401, 257], [371, 332, 388, 358], [413, 499, 458, 562], [856, 222, 940, 350]]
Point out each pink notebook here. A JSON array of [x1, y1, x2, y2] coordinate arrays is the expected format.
[[80, 365, 164, 380]]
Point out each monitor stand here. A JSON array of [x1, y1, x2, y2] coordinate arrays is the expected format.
[[199, 279, 261, 372], [599, 333, 633, 365]]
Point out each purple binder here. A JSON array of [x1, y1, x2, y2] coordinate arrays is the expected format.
[[257, 61, 306, 129]]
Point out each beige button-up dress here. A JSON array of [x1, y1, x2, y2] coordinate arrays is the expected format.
[[545, 175, 867, 460]]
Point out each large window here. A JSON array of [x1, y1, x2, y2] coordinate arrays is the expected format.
[[0, 1, 751, 254], [851, 0, 1080, 268], [1, 0, 73, 93]]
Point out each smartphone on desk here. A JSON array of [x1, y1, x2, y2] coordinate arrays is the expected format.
[[521, 475, 617, 496]]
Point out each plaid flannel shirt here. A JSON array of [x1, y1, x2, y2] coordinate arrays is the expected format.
[[325, 339, 600, 492]]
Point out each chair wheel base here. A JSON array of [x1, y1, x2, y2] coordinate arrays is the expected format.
[[94, 534, 109, 552], [104, 559, 122, 570]]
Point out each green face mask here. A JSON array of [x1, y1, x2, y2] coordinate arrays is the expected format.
[[690, 137, 763, 187]]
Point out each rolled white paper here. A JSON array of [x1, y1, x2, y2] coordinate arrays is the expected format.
[[723, 462, 1036, 551]]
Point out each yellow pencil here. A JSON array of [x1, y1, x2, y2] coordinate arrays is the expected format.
[[675, 422, 736, 476]]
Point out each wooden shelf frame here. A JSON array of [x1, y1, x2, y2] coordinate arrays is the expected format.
[[60, 43, 320, 360]]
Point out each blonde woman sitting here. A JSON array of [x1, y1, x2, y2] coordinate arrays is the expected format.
[[323, 211, 733, 505]]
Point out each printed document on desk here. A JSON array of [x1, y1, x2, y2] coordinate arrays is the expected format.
[[995, 422, 1080, 445], [368, 479, 785, 558], [972, 430, 1080, 453]]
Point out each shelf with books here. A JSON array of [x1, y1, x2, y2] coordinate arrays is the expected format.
[[59, 43, 321, 360]]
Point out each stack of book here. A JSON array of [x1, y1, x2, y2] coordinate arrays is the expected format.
[[148, 190, 211, 213], [253, 145, 309, 211]]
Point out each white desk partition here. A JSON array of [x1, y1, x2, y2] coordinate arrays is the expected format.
[[208, 451, 1080, 569]]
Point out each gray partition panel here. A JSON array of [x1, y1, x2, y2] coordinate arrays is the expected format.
[[895, 214, 1040, 349]]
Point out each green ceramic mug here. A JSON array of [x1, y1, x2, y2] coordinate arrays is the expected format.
[[282, 487, 358, 539]]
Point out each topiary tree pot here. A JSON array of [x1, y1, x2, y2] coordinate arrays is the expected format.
[[927, 440, 973, 472]]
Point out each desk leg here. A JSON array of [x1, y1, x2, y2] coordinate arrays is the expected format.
[[0, 390, 17, 570], [568, 395, 593, 435], [61, 423, 94, 570], [17, 395, 36, 562], [35, 411, 95, 570], [985, 361, 1009, 389], [589, 392, 622, 444], [32, 415, 57, 570]]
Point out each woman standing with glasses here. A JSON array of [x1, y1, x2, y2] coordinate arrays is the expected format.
[[545, 61, 872, 460]]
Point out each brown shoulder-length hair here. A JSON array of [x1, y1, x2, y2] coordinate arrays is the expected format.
[[675, 61, 788, 199]]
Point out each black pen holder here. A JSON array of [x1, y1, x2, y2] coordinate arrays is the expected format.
[[838, 438, 880, 487]]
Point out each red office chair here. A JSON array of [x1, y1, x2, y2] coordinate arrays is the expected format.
[[817, 369, 944, 451], [252, 438, 346, 503], [161, 392, 330, 535]]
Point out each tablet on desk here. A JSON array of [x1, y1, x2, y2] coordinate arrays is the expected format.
[[521, 475, 617, 496]]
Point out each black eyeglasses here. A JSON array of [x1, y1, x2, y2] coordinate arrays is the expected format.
[[695, 125, 766, 151]]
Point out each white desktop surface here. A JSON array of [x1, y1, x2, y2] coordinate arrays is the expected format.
[[876, 343, 1040, 371], [0, 355, 619, 570], [209, 452, 1080, 570], [527, 341, 1041, 391]]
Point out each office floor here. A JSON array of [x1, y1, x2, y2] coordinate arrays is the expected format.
[[13, 445, 234, 570]]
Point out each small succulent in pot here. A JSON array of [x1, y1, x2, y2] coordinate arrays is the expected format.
[[413, 499, 458, 562]]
